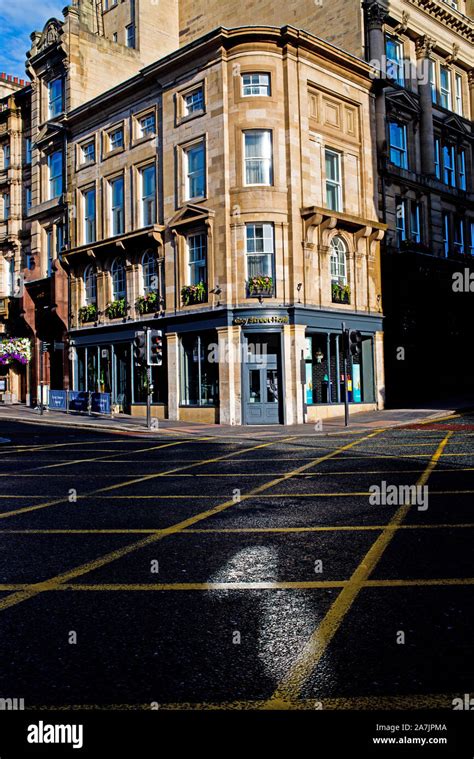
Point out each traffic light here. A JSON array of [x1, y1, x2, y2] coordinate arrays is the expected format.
[[349, 330, 363, 358], [133, 332, 146, 365], [148, 329, 163, 366]]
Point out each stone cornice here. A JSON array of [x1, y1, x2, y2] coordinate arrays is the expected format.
[[404, 0, 474, 43]]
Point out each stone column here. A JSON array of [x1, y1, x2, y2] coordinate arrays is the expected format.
[[166, 332, 179, 421], [374, 330, 385, 409], [217, 325, 242, 425], [282, 324, 307, 425], [468, 70, 474, 126], [416, 36, 436, 176], [366, 2, 387, 155]]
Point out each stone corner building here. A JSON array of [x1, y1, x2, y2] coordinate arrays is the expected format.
[[64, 19, 386, 425], [12, 0, 474, 421]]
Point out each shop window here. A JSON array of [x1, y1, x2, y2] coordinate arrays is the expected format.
[[304, 333, 374, 405], [180, 333, 218, 406]]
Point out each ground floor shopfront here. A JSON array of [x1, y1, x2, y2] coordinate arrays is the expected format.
[[69, 307, 384, 424]]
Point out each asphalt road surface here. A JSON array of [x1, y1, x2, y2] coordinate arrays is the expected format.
[[0, 414, 473, 711]]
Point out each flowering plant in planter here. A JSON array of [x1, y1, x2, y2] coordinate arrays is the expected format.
[[78, 304, 98, 324], [136, 291, 159, 315], [332, 283, 351, 304], [0, 337, 32, 366], [181, 282, 206, 306], [105, 298, 128, 319], [248, 275, 273, 294]]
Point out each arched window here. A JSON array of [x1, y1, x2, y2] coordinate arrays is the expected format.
[[142, 250, 157, 293], [83, 264, 97, 306], [111, 257, 126, 300], [330, 236, 348, 285]]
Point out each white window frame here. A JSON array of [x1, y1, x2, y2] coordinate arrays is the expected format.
[[385, 36, 405, 86], [457, 149, 466, 190], [82, 187, 96, 245], [443, 144, 455, 187], [389, 121, 408, 169], [84, 264, 97, 306], [325, 149, 343, 212], [187, 232, 207, 286], [183, 87, 205, 116], [141, 250, 158, 294], [110, 257, 126, 300], [81, 140, 95, 165], [2, 192, 10, 221], [443, 212, 450, 257], [455, 73, 463, 116], [138, 113, 156, 138], [48, 150, 63, 200], [330, 236, 348, 285], [2, 143, 10, 169], [440, 67, 452, 110], [245, 223, 274, 282], [140, 164, 157, 227], [396, 198, 407, 246], [109, 176, 124, 236], [243, 130, 273, 186], [108, 127, 124, 152], [434, 138, 441, 179], [184, 142, 206, 200], [454, 217, 465, 254], [410, 202, 421, 243], [48, 77, 64, 119], [241, 73, 271, 97], [429, 60, 437, 104]]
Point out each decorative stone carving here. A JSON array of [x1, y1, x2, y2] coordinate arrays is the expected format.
[[415, 35, 435, 60], [364, 2, 387, 30]]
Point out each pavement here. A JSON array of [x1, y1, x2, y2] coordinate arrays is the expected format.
[[0, 398, 472, 437], [0, 412, 473, 710]]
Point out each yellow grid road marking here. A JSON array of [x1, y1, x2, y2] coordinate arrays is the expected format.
[[27, 692, 457, 711], [0, 522, 472, 534], [0, 428, 385, 613], [0, 435, 297, 520], [0, 577, 472, 592], [266, 432, 453, 708]]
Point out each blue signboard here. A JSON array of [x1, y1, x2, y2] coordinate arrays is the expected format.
[[68, 391, 89, 413], [91, 393, 111, 415], [48, 390, 67, 410]]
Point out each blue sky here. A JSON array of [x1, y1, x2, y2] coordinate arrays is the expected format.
[[0, 0, 66, 80]]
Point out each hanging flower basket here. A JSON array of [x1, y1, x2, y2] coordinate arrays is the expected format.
[[0, 337, 32, 366], [78, 304, 98, 324], [332, 283, 351, 304], [181, 282, 207, 306], [247, 275, 273, 296], [105, 298, 128, 319], [136, 291, 159, 315]]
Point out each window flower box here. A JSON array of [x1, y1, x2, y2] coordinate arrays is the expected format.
[[247, 275, 273, 296], [332, 283, 351, 304], [0, 337, 31, 366], [78, 304, 98, 324], [105, 298, 128, 319], [181, 282, 207, 306], [136, 291, 160, 315]]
